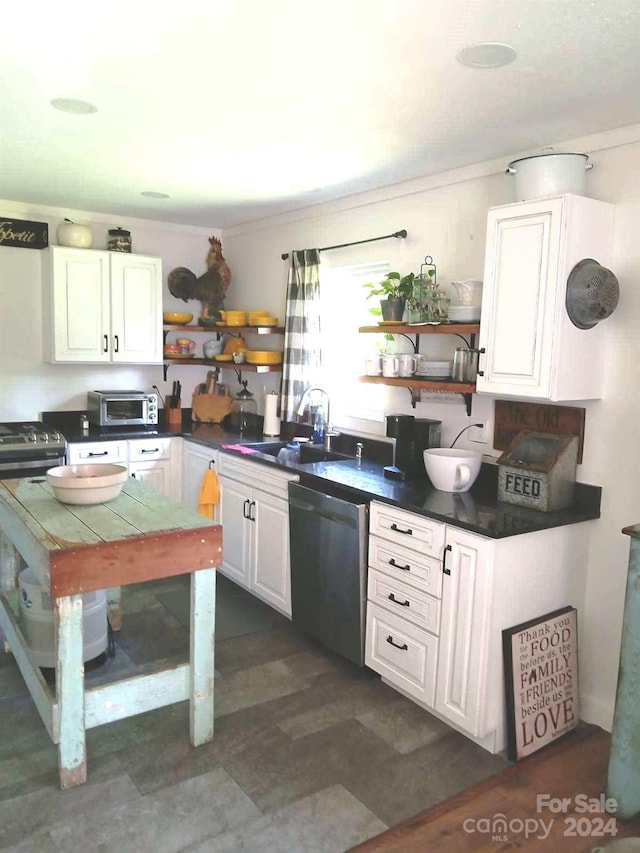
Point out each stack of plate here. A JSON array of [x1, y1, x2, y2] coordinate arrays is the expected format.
[[448, 305, 481, 323], [418, 360, 452, 380]]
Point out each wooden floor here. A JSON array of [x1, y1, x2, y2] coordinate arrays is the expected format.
[[352, 725, 640, 851]]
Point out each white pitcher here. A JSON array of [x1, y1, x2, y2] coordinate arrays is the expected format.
[[451, 280, 483, 306]]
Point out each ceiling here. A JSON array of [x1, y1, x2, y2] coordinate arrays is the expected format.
[[1, 0, 639, 229]]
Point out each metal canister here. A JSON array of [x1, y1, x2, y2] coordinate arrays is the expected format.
[[107, 227, 132, 253]]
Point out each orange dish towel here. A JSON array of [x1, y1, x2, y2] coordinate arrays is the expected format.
[[197, 468, 220, 519]]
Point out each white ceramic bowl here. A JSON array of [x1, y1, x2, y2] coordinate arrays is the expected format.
[[46, 464, 128, 505], [423, 448, 482, 493]]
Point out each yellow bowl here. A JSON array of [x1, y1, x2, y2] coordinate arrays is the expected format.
[[248, 311, 270, 324], [214, 354, 233, 362], [245, 351, 283, 365], [163, 312, 193, 325], [220, 310, 247, 326]]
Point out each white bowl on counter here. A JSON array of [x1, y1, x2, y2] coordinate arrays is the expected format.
[[46, 464, 128, 505], [423, 448, 482, 493]]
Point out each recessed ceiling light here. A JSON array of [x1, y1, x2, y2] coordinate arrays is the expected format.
[[457, 42, 517, 69], [50, 98, 98, 115], [141, 191, 170, 199]]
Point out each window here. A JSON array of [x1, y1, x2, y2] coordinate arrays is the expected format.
[[318, 260, 390, 428]]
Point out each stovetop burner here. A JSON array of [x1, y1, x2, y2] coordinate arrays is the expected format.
[[0, 422, 67, 476]]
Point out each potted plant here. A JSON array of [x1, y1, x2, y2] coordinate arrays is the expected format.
[[364, 272, 415, 322]]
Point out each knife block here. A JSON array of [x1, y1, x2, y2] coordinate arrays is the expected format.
[[166, 402, 182, 425]]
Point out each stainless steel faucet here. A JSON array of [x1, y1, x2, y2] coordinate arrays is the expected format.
[[295, 387, 339, 450]]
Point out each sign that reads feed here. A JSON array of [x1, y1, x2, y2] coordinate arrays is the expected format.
[[503, 606, 578, 761], [0, 218, 48, 249]]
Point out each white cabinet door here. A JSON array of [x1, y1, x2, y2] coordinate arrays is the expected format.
[[110, 254, 163, 363], [476, 193, 614, 401], [129, 462, 166, 494], [217, 453, 298, 615], [45, 248, 111, 362], [435, 527, 492, 737], [218, 474, 251, 588], [43, 247, 162, 364], [182, 441, 218, 515], [250, 487, 291, 616]]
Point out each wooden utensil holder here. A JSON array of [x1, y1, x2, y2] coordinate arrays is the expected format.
[[166, 402, 182, 425]]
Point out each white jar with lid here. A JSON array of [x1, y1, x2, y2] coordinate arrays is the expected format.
[[57, 218, 93, 248]]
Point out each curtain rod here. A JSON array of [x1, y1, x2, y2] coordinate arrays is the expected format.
[[281, 229, 407, 260]]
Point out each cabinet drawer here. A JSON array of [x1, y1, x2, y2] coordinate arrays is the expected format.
[[368, 568, 440, 634], [67, 441, 127, 465], [365, 602, 438, 708], [370, 501, 445, 558], [218, 451, 298, 499], [128, 437, 172, 462], [369, 535, 442, 598]]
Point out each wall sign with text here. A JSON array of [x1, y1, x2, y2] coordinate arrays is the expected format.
[[503, 606, 578, 761], [0, 218, 48, 249]]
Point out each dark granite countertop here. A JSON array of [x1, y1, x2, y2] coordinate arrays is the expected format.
[[42, 410, 601, 540]]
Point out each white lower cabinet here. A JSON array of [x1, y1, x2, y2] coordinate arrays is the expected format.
[[217, 452, 299, 617], [365, 499, 588, 754], [67, 437, 180, 500]]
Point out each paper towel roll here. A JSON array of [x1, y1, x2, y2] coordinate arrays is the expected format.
[[263, 392, 281, 436]]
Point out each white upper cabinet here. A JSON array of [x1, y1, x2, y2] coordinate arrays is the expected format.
[[476, 194, 614, 401], [42, 246, 163, 364]]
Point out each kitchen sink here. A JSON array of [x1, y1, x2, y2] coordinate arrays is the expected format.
[[237, 440, 354, 464]]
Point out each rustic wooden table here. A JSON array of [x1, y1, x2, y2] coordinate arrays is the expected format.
[[0, 475, 221, 789]]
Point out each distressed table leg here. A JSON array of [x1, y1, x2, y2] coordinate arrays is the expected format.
[[0, 532, 23, 593], [189, 568, 216, 746], [55, 594, 87, 788]]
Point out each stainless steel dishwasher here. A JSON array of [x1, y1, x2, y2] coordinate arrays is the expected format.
[[288, 481, 368, 666]]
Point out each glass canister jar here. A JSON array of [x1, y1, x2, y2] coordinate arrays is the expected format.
[[107, 227, 132, 253], [229, 381, 258, 434]]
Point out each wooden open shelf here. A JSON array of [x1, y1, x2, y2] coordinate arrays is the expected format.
[[358, 375, 476, 394], [164, 358, 281, 373], [164, 324, 284, 335], [359, 323, 480, 336]]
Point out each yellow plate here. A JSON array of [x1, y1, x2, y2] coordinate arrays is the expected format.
[[246, 351, 283, 365], [214, 354, 233, 362]]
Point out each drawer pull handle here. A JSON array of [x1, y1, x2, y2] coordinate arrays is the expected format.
[[443, 543, 452, 576], [388, 593, 410, 607], [390, 523, 412, 536], [139, 448, 160, 454], [103, 334, 108, 353], [389, 558, 410, 571], [88, 451, 109, 457], [386, 635, 408, 651]]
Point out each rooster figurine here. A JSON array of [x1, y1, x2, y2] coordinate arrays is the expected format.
[[167, 236, 232, 326]]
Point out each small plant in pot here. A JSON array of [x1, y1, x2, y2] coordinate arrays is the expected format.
[[364, 272, 415, 322]]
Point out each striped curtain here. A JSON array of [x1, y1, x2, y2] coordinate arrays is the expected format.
[[280, 249, 322, 422]]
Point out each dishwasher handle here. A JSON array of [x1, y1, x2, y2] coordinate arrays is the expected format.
[[290, 496, 357, 528]]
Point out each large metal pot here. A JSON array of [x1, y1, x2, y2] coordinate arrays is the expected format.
[[506, 152, 593, 201]]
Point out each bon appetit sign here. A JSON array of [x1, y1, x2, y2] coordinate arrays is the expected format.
[[503, 606, 578, 761], [0, 218, 48, 249]]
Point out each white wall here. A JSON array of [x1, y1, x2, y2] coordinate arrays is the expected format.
[[220, 125, 640, 732], [0, 201, 217, 420]]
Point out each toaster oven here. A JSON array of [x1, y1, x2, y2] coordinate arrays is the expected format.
[[87, 391, 158, 427]]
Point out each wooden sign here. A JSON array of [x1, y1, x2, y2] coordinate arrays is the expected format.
[[503, 606, 578, 761], [493, 401, 585, 463], [0, 217, 48, 249]]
